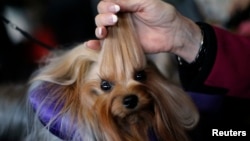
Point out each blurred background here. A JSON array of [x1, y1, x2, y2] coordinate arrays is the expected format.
[[0, 0, 98, 83], [0, 0, 250, 140]]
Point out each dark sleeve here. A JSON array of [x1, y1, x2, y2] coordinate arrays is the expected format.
[[178, 22, 250, 99]]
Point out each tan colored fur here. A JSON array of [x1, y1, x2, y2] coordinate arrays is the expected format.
[[29, 13, 199, 141]]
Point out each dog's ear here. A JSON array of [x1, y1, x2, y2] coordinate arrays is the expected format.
[[28, 43, 99, 140], [146, 68, 199, 141], [31, 43, 99, 85]]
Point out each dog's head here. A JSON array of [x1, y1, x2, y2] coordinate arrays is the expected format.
[[29, 14, 199, 141]]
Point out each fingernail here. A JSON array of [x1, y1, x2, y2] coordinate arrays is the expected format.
[[85, 41, 90, 47], [98, 27, 103, 36], [109, 5, 120, 13], [110, 15, 118, 23]]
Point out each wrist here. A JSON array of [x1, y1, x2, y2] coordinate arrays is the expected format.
[[170, 17, 202, 63], [176, 22, 208, 70]]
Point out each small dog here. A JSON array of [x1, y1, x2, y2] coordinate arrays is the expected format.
[[27, 13, 199, 141]]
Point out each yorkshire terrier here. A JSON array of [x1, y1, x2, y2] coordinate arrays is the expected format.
[[27, 13, 199, 141]]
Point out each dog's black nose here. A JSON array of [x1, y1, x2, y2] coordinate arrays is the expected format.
[[123, 95, 138, 109]]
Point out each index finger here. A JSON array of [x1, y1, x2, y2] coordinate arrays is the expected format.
[[97, 1, 120, 14], [101, 0, 144, 12]]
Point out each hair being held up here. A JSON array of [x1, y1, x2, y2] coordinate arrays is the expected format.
[[27, 11, 199, 141]]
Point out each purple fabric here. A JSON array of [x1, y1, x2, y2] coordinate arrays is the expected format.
[[28, 82, 75, 140], [148, 128, 158, 141], [188, 91, 224, 113]]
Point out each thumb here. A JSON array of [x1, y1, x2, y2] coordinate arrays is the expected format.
[[86, 40, 101, 50]]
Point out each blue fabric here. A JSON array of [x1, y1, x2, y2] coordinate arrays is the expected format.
[[188, 91, 224, 113], [148, 128, 158, 141], [28, 82, 75, 140]]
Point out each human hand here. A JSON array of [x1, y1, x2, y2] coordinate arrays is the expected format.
[[92, 0, 202, 62]]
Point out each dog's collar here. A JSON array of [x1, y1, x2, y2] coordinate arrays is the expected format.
[[28, 81, 158, 141]]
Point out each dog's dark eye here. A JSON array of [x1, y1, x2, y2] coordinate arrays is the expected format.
[[100, 80, 112, 91], [134, 70, 147, 82]]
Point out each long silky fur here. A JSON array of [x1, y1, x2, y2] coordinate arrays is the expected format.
[[0, 84, 28, 140], [27, 13, 199, 141]]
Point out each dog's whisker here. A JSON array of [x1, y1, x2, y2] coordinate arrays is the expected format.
[[26, 13, 199, 141]]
